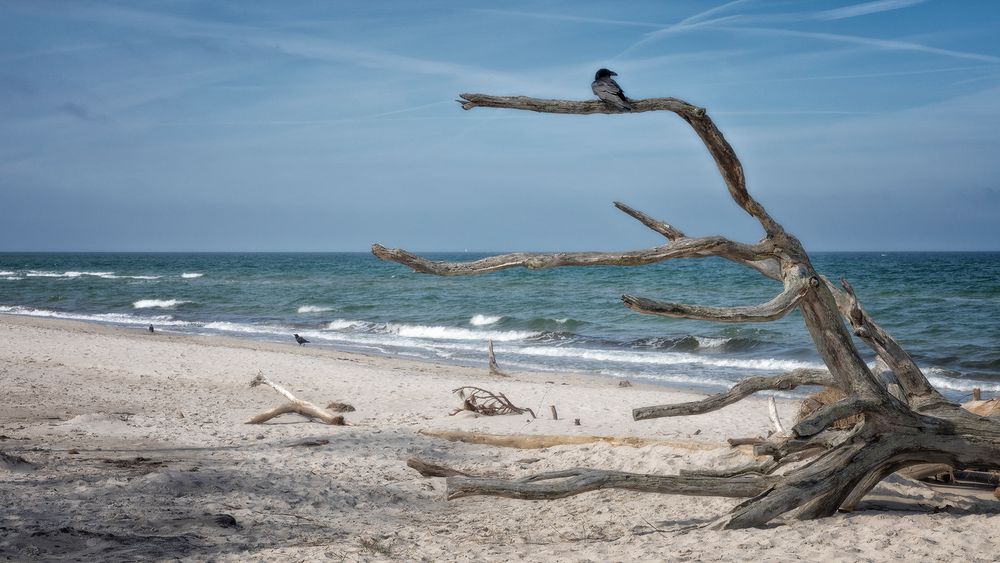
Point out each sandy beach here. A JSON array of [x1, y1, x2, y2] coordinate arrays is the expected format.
[[2, 313, 998, 561]]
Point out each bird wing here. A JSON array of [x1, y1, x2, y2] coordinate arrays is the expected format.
[[591, 79, 631, 110]]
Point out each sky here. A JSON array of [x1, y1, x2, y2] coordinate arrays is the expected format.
[[1, 0, 998, 252]]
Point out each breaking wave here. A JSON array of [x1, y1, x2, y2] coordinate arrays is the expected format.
[[298, 305, 333, 314], [133, 299, 189, 309], [383, 322, 537, 342], [0, 305, 192, 327], [181, 272, 204, 279], [469, 314, 501, 326]]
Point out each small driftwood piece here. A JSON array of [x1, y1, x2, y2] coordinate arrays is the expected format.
[[487, 340, 508, 377], [247, 373, 345, 425], [407, 457, 470, 478], [451, 386, 536, 418]]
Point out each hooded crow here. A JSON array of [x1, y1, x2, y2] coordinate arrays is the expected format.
[[591, 68, 632, 112], [294, 333, 309, 346]]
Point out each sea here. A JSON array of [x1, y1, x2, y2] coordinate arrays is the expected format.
[[1, 252, 997, 401]]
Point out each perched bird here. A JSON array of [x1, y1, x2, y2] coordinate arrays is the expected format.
[[591, 68, 632, 112], [294, 333, 309, 346], [148, 325, 154, 333]]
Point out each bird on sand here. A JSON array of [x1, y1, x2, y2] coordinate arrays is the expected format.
[[591, 68, 632, 112], [294, 333, 309, 346], [148, 325, 154, 333]]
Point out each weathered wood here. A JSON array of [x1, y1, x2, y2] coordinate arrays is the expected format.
[[634, 369, 833, 421], [447, 468, 776, 500], [407, 457, 470, 478], [247, 373, 345, 425], [622, 274, 812, 323], [371, 90, 1000, 528], [487, 340, 507, 377], [419, 430, 720, 451]]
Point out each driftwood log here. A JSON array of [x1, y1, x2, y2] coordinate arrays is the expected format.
[[247, 373, 344, 425], [372, 92, 1000, 528]]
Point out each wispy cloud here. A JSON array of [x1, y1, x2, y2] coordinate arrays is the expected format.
[[813, 0, 930, 21], [471, 9, 663, 29], [723, 27, 1000, 64]]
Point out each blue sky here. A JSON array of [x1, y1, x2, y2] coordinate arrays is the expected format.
[[1, 0, 998, 251]]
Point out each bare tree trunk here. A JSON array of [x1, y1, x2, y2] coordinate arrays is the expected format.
[[372, 92, 1000, 528]]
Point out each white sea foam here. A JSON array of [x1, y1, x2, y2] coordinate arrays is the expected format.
[[925, 368, 1000, 393], [24, 270, 159, 280], [0, 271, 14, 276], [298, 305, 333, 314], [96, 273, 161, 280], [133, 299, 189, 309], [181, 272, 204, 279], [469, 314, 501, 326], [555, 318, 569, 324], [202, 321, 288, 335], [0, 305, 191, 327], [326, 319, 367, 330], [383, 323, 537, 342], [2, 276, 23, 281], [510, 346, 822, 371], [695, 336, 731, 348]]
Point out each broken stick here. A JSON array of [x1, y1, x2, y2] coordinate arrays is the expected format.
[[247, 373, 345, 425]]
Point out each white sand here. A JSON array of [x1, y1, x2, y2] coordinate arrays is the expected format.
[[1, 314, 998, 561]]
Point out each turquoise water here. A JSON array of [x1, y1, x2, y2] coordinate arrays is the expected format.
[[1, 252, 998, 399]]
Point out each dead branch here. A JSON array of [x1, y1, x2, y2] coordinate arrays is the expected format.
[[418, 430, 720, 451], [633, 369, 833, 421], [407, 457, 470, 478], [622, 273, 813, 323], [371, 90, 1000, 529], [451, 386, 535, 418], [247, 373, 345, 425], [447, 468, 777, 501]]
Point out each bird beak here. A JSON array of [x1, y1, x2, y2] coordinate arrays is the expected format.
[[610, 71, 618, 76]]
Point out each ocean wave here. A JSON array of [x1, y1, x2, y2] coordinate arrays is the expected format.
[[202, 321, 289, 335], [2, 276, 23, 281], [925, 368, 1000, 393], [630, 335, 762, 353], [0, 271, 14, 276], [298, 305, 333, 314], [181, 272, 204, 279], [24, 270, 160, 280], [383, 322, 537, 342], [0, 305, 192, 327], [326, 319, 369, 330], [469, 314, 501, 326], [510, 345, 823, 371], [133, 299, 190, 309]]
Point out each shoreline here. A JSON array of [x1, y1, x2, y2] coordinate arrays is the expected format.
[[0, 311, 739, 397], [2, 313, 998, 560]]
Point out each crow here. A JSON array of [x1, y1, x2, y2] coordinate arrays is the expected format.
[[591, 68, 632, 112], [294, 333, 309, 346]]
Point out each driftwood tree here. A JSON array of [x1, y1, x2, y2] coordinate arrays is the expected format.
[[371, 92, 1000, 528]]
